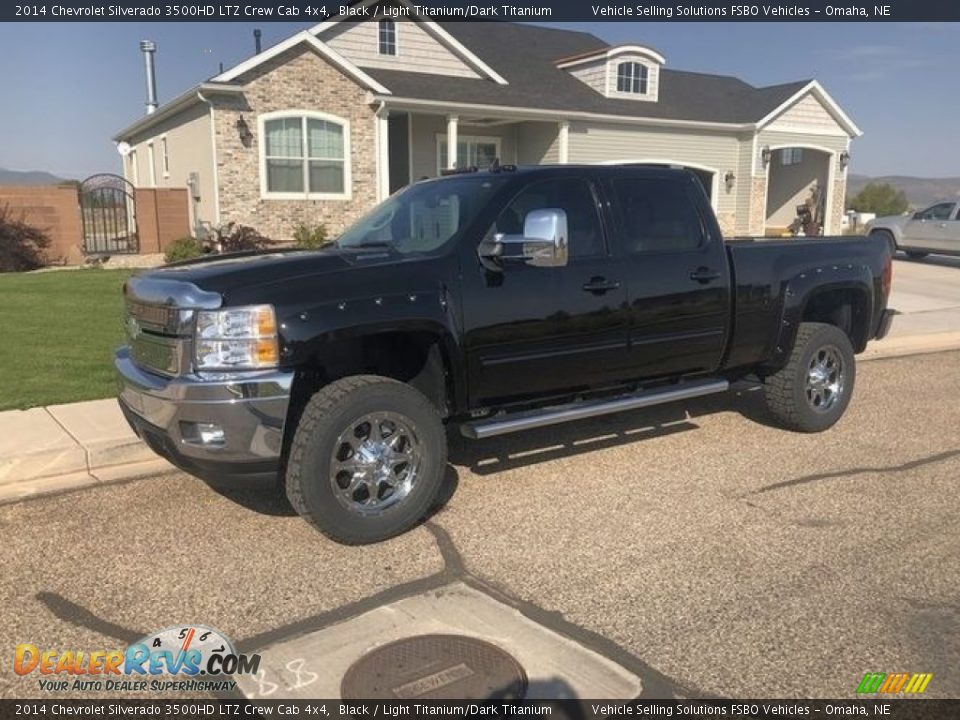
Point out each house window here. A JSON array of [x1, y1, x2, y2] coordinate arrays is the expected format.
[[161, 136, 170, 176], [437, 135, 500, 173], [616, 62, 648, 94], [780, 148, 804, 166], [260, 112, 350, 199], [378, 20, 397, 56]]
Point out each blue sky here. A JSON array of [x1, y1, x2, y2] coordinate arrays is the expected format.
[[1, 21, 957, 179]]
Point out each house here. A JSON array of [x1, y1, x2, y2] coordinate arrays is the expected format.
[[113, 0, 861, 241]]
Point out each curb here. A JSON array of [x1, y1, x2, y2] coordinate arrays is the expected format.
[[1, 333, 958, 506]]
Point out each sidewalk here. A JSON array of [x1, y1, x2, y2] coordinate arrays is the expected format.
[[2, 327, 959, 506], [0, 398, 174, 503]]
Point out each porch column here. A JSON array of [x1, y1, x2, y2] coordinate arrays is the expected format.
[[446, 115, 459, 170], [558, 121, 570, 164], [375, 106, 390, 202]]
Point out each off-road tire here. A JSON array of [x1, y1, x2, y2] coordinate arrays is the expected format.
[[764, 322, 856, 433], [285, 375, 447, 544]]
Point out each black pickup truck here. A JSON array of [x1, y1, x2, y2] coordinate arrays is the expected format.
[[117, 165, 894, 543]]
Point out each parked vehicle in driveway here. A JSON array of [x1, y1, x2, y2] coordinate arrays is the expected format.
[[868, 201, 960, 259], [116, 165, 895, 544]]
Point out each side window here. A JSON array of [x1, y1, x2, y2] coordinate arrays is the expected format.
[[920, 203, 953, 221], [490, 178, 605, 259], [612, 177, 705, 253]]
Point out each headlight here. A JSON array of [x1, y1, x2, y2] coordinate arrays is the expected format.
[[194, 305, 279, 370]]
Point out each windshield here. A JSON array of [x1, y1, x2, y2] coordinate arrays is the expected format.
[[337, 176, 508, 253]]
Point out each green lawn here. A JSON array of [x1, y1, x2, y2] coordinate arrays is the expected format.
[[0, 269, 134, 411]]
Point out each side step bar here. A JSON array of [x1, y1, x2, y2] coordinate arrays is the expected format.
[[460, 378, 729, 440]]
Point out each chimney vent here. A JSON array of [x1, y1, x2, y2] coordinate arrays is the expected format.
[[140, 40, 158, 115], [254, 29, 262, 54]]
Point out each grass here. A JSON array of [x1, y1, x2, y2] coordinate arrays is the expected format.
[[0, 268, 134, 411]]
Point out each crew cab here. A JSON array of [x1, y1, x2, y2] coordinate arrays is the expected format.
[[116, 166, 894, 544], [868, 201, 960, 259]]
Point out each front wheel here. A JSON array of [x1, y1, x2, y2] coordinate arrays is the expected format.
[[763, 322, 856, 433], [285, 375, 447, 544]]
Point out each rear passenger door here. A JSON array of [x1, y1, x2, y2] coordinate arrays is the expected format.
[[604, 171, 731, 379]]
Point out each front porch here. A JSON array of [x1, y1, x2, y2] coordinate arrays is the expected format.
[[377, 110, 566, 198]]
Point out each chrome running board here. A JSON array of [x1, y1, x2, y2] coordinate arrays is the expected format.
[[460, 378, 729, 440]]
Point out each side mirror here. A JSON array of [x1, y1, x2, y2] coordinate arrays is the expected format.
[[478, 209, 568, 269]]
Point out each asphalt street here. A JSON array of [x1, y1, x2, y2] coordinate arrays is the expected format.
[[2, 350, 958, 700]]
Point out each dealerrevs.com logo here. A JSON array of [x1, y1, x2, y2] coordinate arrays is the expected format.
[[14, 625, 261, 693]]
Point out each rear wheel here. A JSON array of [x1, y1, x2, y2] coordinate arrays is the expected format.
[[764, 322, 856, 433], [285, 375, 447, 544]]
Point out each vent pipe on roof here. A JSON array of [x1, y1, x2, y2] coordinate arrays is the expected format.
[[140, 40, 158, 115], [254, 29, 262, 54]]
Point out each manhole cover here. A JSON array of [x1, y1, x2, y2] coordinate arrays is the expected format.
[[341, 634, 527, 700]]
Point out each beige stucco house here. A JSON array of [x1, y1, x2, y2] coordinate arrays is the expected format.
[[113, 0, 862, 242]]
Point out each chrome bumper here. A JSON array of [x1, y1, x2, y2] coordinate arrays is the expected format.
[[115, 347, 292, 479]]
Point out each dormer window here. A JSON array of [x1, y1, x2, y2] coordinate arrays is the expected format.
[[616, 62, 648, 94], [378, 20, 397, 56]]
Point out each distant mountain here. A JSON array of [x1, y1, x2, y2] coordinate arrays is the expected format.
[[0, 167, 67, 185], [848, 174, 960, 210]]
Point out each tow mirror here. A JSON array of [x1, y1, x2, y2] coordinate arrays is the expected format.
[[478, 208, 568, 269]]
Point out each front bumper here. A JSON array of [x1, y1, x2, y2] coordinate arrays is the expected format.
[[875, 308, 895, 341], [115, 347, 292, 482]]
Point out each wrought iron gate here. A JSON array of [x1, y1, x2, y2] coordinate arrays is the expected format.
[[79, 173, 139, 255]]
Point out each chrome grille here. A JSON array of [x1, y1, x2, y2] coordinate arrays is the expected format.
[[124, 302, 191, 377]]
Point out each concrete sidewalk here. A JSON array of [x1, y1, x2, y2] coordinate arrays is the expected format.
[[0, 398, 174, 503], [1, 328, 958, 506]]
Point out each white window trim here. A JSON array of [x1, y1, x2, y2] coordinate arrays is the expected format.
[[378, 19, 398, 57], [434, 134, 501, 175], [258, 110, 352, 201], [146, 141, 157, 188], [605, 59, 656, 101], [615, 61, 648, 95], [160, 135, 170, 179]]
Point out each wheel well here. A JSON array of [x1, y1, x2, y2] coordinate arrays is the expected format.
[[869, 228, 897, 252], [280, 332, 453, 464], [802, 288, 869, 351]]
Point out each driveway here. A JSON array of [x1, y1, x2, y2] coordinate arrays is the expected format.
[[888, 254, 960, 336], [2, 350, 958, 700]]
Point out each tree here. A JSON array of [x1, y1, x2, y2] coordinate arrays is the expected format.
[[846, 183, 909, 216]]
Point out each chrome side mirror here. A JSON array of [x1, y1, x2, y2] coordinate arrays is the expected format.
[[478, 209, 568, 268]]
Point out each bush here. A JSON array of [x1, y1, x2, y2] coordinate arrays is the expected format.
[[0, 205, 51, 272], [164, 236, 204, 264], [847, 183, 909, 217], [209, 222, 275, 253], [293, 222, 331, 249]]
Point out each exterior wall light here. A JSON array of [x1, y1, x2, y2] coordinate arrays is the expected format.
[[761, 145, 772, 168], [839, 151, 850, 169], [724, 171, 736, 191], [236, 115, 254, 147]]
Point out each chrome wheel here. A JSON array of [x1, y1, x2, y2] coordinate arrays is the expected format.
[[329, 412, 422, 515], [806, 345, 845, 413]]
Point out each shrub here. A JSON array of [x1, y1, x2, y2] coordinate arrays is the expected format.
[[164, 236, 204, 264], [293, 222, 331, 249], [209, 222, 275, 253], [0, 205, 51, 272]]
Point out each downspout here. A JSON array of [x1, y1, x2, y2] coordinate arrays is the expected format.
[[196, 90, 222, 228]]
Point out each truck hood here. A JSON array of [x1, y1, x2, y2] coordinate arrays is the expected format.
[[870, 214, 911, 228], [136, 247, 390, 300]]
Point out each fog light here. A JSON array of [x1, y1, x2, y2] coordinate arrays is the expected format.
[[181, 421, 226, 447]]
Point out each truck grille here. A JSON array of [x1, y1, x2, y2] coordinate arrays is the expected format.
[[125, 301, 191, 377]]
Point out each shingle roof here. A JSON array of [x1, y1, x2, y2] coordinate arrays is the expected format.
[[361, 22, 811, 125]]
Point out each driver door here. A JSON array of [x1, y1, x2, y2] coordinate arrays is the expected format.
[[460, 175, 630, 406], [907, 202, 955, 249]]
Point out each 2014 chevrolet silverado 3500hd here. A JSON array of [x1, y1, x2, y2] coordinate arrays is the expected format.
[[116, 165, 895, 544]]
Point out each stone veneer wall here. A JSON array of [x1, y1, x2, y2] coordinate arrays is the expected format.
[[748, 176, 767, 236], [213, 46, 378, 242]]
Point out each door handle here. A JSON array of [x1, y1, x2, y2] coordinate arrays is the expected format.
[[689, 267, 721, 284], [582, 277, 621, 294]]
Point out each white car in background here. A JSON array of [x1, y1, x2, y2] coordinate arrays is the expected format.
[[868, 201, 960, 259]]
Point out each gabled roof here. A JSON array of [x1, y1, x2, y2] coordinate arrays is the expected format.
[[361, 22, 816, 127]]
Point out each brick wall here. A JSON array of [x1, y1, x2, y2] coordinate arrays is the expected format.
[[135, 188, 190, 253], [0, 186, 84, 264], [213, 46, 378, 242]]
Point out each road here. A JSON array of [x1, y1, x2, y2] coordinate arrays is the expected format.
[[2, 350, 958, 700]]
